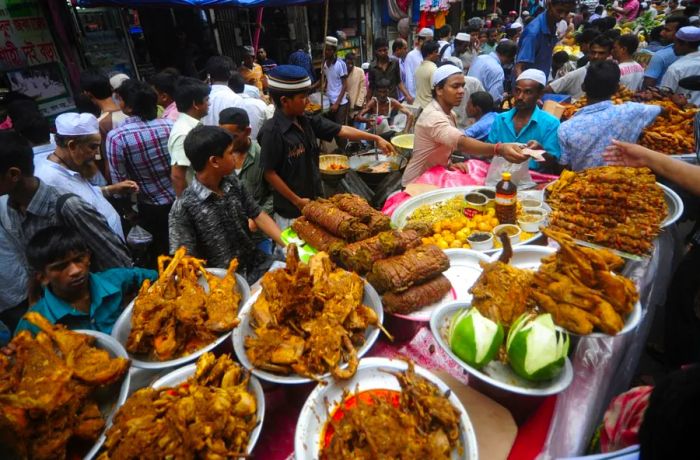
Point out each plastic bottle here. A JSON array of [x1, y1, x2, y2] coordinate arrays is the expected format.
[[495, 172, 518, 224]]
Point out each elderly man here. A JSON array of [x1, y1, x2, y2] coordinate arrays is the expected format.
[[405, 27, 434, 100], [660, 26, 700, 105], [467, 40, 517, 104], [402, 64, 527, 185], [35, 113, 138, 239], [488, 69, 561, 172], [545, 35, 613, 98]]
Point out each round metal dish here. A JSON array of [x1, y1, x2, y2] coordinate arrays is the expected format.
[[430, 302, 574, 397], [659, 183, 683, 227], [110, 269, 251, 370], [294, 357, 478, 460], [150, 362, 265, 456], [391, 248, 491, 322], [80, 330, 131, 460], [232, 281, 383, 384], [390, 186, 543, 253], [489, 245, 643, 337], [319, 154, 350, 178]]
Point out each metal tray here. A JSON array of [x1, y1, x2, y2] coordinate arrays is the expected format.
[[111, 269, 251, 370], [390, 186, 544, 254], [488, 246, 642, 337], [232, 280, 383, 384], [80, 330, 131, 460], [294, 357, 478, 460], [391, 248, 490, 322], [151, 362, 265, 457], [430, 302, 574, 397], [659, 183, 683, 227]]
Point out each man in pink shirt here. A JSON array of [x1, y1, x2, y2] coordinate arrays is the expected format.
[[613, 0, 640, 21], [151, 71, 180, 122]]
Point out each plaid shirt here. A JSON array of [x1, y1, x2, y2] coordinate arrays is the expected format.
[[106, 116, 176, 206]]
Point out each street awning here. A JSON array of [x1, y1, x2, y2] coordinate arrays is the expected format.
[[76, 0, 321, 7]]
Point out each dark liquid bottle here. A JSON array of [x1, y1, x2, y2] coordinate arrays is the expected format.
[[495, 172, 517, 224]]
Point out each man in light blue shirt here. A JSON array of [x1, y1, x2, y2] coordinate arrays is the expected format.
[[488, 69, 561, 172], [643, 15, 690, 88], [515, 0, 576, 79], [468, 41, 517, 104], [464, 91, 497, 141]]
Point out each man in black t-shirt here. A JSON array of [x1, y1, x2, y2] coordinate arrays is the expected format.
[[259, 65, 396, 229]]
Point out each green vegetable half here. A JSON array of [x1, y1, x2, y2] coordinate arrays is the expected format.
[[506, 313, 570, 382], [449, 308, 504, 369]]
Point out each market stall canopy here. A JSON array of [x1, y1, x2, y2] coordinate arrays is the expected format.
[[76, 0, 322, 7]]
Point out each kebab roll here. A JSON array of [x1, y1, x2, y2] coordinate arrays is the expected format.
[[336, 229, 421, 274], [291, 217, 345, 254], [382, 274, 452, 314], [301, 200, 370, 242], [367, 244, 450, 294], [330, 193, 391, 234]]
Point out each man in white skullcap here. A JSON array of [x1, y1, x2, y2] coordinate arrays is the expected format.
[[322, 36, 349, 146], [402, 64, 527, 185], [487, 69, 562, 173], [34, 112, 139, 239], [443, 56, 486, 129], [405, 27, 435, 101], [660, 26, 700, 105]]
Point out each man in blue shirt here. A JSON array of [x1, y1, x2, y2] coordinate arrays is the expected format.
[[288, 42, 316, 83], [515, 0, 576, 79], [465, 91, 497, 141], [488, 69, 561, 172], [643, 15, 690, 88], [15, 226, 156, 336], [468, 40, 518, 104]]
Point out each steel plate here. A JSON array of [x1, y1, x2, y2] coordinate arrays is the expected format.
[[294, 357, 478, 460], [430, 302, 574, 397], [111, 269, 250, 370], [659, 183, 683, 227]]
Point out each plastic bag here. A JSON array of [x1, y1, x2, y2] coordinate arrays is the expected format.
[[484, 157, 537, 189], [126, 225, 153, 266]]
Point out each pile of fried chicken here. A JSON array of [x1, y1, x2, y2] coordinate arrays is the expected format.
[[245, 245, 384, 380], [0, 313, 130, 459], [469, 229, 639, 335], [127, 247, 242, 361], [321, 361, 463, 459], [546, 167, 667, 255], [98, 353, 257, 459]]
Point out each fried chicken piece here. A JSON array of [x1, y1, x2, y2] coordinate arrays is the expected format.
[[203, 258, 242, 333], [531, 290, 596, 335], [470, 261, 534, 326], [593, 299, 625, 335]]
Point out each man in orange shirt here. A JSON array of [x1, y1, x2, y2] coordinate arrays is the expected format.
[[240, 46, 266, 94]]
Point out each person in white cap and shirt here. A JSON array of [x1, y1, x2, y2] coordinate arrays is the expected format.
[[402, 64, 527, 186], [442, 32, 472, 62], [405, 27, 434, 100], [35, 113, 139, 239], [487, 69, 561, 172], [323, 36, 350, 147], [659, 26, 700, 105]]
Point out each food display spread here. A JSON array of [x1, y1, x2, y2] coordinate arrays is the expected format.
[[320, 362, 463, 459], [0, 313, 129, 459], [98, 353, 258, 459], [126, 248, 242, 361], [244, 245, 382, 380], [546, 167, 667, 255]]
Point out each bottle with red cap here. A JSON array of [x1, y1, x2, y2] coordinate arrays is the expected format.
[[495, 172, 517, 224]]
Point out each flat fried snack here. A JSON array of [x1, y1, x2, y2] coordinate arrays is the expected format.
[[382, 274, 452, 315], [0, 314, 129, 459], [302, 199, 371, 242], [292, 216, 346, 253], [98, 353, 257, 459], [321, 362, 463, 459], [245, 245, 382, 380], [329, 193, 392, 234], [127, 247, 242, 361], [469, 261, 535, 327], [336, 229, 421, 274], [531, 229, 639, 335], [366, 244, 450, 294], [546, 167, 667, 255]]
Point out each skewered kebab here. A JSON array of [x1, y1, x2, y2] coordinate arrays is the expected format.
[[382, 274, 452, 315], [291, 217, 345, 254], [301, 200, 370, 242], [366, 245, 450, 294], [336, 229, 421, 274], [329, 193, 392, 234]]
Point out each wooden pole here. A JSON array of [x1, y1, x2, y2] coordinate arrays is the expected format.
[[320, 0, 330, 111]]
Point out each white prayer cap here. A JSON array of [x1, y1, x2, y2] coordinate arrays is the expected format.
[[516, 68, 547, 87], [677, 26, 700, 41], [109, 73, 129, 91], [55, 113, 100, 136], [455, 32, 470, 42], [325, 36, 338, 47], [361, 62, 370, 70], [432, 64, 462, 87], [510, 22, 523, 30], [443, 56, 464, 71], [418, 27, 434, 38]]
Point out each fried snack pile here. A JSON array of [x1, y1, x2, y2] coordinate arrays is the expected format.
[[98, 353, 257, 459], [639, 102, 697, 154], [546, 167, 667, 255], [321, 362, 463, 459], [368, 244, 452, 315], [245, 245, 382, 380], [561, 86, 636, 120], [531, 230, 639, 335], [0, 313, 129, 459], [127, 247, 241, 361]]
